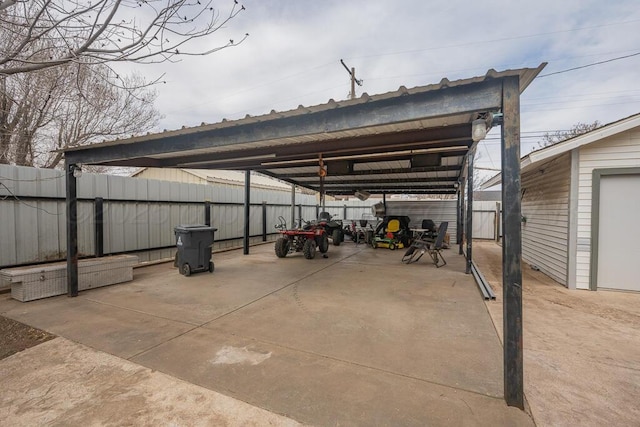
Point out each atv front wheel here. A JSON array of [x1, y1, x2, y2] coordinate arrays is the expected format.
[[332, 229, 342, 246], [303, 239, 317, 259], [275, 237, 290, 258], [317, 233, 329, 253]]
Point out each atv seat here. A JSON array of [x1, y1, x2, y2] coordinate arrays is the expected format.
[[318, 211, 332, 221]]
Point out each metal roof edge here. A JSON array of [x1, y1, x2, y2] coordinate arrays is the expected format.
[[62, 65, 547, 153], [480, 171, 502, 189]]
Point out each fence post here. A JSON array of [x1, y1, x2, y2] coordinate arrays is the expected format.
[[466, 151, 474, 274], [204, 200, 211, 226], [262, 201, 267, 242], [65, 161, 79, 297], [343, 204, 347, 220], [244, 171, 250, 255], [298, 204, 303, 223], [315, 204, 319, 219], [94, 197, 104, 257]]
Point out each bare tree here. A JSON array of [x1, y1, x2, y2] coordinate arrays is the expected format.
[[0, 62, 160, 167], [0, 0, 248, 76], [539, 121, 601, 148]]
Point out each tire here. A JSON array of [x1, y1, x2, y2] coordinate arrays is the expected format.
[[332, 229, 342, 246], [389, 242, 396, 250], [182, 263, 191, 277], [317, 233, 329, 253], [208, 261, 214, 273], [303, 239, 317, 259], [275, 237, 290, 258]]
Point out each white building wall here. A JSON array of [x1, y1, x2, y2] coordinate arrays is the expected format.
[[135, 168, 204, 184], [521, 153, 571, 286], [575, 127, 640, 289]]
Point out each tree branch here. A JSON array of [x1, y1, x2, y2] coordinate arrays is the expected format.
[[1, 0, 248, 75]]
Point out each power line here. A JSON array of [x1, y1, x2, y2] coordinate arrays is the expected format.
[[538, 51, 640, 77], [347, 19, 640, 60]]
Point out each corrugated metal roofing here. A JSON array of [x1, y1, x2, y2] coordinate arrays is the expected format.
[[64, 65, 546, 196]]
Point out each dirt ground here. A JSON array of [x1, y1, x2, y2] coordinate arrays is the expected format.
[[474, 240, 640, 427], [0, 315, 55, 360]]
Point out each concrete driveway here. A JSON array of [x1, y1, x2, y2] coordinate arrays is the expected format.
[[0, 242, 532, 426]]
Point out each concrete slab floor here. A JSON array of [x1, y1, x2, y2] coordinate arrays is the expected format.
[[0, 242, 534, 426], [474, 240, 640, 427]]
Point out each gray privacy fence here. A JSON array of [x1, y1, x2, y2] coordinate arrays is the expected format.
[[0, 165, 376, 268]]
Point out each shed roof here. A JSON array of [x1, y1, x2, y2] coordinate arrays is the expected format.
[[132, 168, 293, 191], [481, 112, 640, 189], [64, 65, 545, 197]]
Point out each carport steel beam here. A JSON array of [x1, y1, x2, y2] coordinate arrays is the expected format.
[[62, 80, 504, 166], [501, 75, 524, 409]]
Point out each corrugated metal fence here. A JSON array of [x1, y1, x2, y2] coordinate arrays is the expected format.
[[0, 165, 374, 267], [1, 165, 475, 268]]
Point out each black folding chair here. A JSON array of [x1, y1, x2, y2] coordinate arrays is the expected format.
[[401, 221, 448, 267], [427, 221, 448, 268]]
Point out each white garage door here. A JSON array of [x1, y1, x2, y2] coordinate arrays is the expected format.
[[596, 174, 640, 291]]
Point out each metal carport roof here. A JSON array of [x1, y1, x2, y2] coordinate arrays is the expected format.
[[62, 63, 546, 411], [63, 65, 545, 196]]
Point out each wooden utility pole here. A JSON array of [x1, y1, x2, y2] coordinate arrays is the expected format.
[[340, 59, 362, 100]]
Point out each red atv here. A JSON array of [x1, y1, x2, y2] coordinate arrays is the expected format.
[[274, 216, 329, 259]]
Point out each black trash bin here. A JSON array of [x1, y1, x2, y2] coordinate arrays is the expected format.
[[174, 225, 217, 276]]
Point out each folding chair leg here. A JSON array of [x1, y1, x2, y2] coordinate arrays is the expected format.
[[428, 248, 447, 268]]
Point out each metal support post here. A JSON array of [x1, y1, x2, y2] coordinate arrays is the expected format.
[[343, 204, 347, 220], [65, 160, 79, 297], [501, 75, 524, 409], [94, 197, 104, 257], [459, 177, 465, 255], [298, 204, 303, 224], [243, 171, 250, 255], [466, 151, 474, 274], [457, 186, 463, 254], [290, 184, 296, 228], [262, 201, 267, 242], [204, 201, 211, 226]]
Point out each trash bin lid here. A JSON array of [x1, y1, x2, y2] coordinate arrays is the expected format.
[[174, 225, 217, 232]]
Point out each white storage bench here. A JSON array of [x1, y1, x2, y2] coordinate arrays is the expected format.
[[0, 255, 138, 302]]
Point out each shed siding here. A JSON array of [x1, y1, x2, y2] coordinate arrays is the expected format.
[[575, 127, 640, 289], [521, 153, 571, 285]]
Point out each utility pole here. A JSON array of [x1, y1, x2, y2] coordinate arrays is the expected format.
[[340, 59, 363, 100]]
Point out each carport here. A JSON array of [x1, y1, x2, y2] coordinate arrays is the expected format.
[[62, 64, 546, 409]]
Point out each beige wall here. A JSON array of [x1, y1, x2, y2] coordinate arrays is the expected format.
[[521, 153, 571, 286], [575, 127, 640, 289]]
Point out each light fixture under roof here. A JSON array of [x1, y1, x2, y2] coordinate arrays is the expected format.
[[354, 190, 371, 201], [472, 119, 487, 142]]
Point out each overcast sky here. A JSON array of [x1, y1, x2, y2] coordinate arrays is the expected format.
[[133, 0, 640, 174]]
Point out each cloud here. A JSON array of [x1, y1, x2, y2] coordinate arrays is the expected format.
[[121, 0, 640, 170]]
